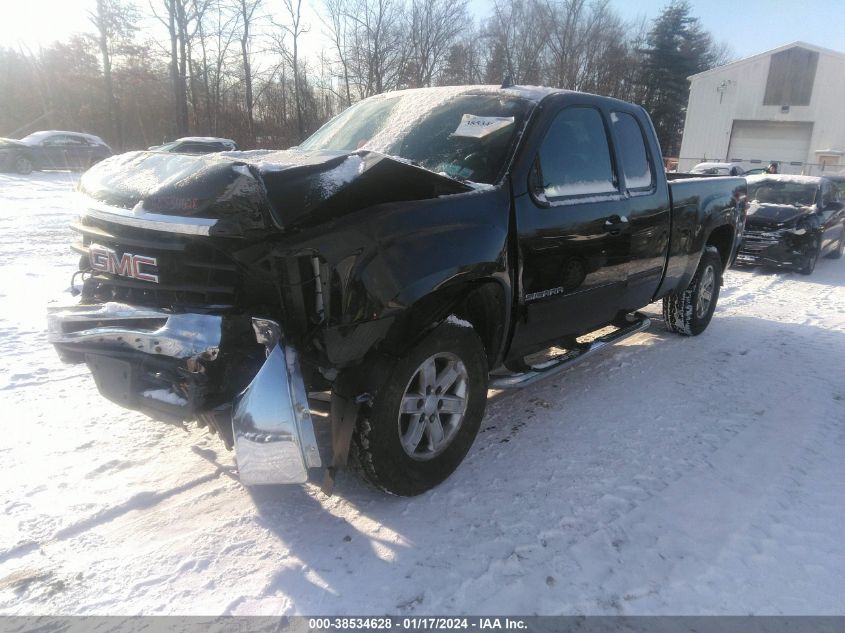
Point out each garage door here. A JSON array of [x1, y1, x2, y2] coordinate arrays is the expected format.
[[727, 120, 813, 174]]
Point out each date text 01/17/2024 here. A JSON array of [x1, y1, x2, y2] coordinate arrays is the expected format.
[[307, 617, 528, 630]]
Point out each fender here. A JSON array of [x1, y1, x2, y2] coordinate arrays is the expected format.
[[655, 177, 744, 299], [268, 187, 513, 369]]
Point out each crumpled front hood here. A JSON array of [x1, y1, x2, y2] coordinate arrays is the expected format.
[[79, 148, 472, 236], [746, 203, 814, 230]]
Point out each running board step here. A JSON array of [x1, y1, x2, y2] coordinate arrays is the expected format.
[[489, 315, 651, 389]]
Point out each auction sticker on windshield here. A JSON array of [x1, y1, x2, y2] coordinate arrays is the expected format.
[[452, 114, 515, 138]]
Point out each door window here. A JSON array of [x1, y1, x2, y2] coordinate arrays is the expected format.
[[610, 111, 654, 191], [537, 107, 617, 200], [63, 135, 89, 146]]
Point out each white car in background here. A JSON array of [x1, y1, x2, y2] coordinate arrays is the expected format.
[[148, 136, 239, 154], [691, 161, 745, 176]]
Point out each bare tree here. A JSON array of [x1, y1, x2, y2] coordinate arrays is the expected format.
[[191, 0, 239, 134], [88, 0, 139, 147], [485, 0, 547, 84], [439, 25, 484, 86], [236, 0, 262, 144], [2, 0, 732, 157], [344, 0, 408, 97], [277, 0, 308, 141], [150, 0, 190, 135], [405, 0, 467, 88], [322, 0, 354, 106]]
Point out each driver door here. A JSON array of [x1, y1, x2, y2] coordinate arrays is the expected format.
[[819, 181, 844, 252], [40, 135, 70, 169], [510, 104, 631, 356]]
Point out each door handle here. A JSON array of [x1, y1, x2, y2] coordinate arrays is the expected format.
[[603, 215, 629, 235]]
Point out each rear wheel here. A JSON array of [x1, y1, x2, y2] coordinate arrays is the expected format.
[[663, 246, 722, 336], [349, 321, 488, 496], [14, 155, 33, 175]]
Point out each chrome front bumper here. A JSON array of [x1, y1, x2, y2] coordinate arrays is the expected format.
[[47, 300, 321, 485]]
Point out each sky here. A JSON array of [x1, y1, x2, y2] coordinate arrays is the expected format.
[[0, 0, 843, 63]]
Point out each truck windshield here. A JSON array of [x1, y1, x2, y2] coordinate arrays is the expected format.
[[299, 91, 533, 185], [748, 179, 818, 206]]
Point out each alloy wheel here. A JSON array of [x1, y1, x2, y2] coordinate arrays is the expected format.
[[696, 264, 716, 319], [14, 156, 33, 175], [397, 352, 469, 461]]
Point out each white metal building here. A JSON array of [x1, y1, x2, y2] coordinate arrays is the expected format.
[[678, 42, 845, 175]]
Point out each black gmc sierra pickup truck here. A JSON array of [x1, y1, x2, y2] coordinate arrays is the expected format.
[[48, 85, 746, 495]]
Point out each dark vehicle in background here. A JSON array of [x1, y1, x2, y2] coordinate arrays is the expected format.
[[0, 138, 36, 174], [149, 137, 238, 154], [48, 86, 745, 495], [6, 131, 112, 173], [736, 174, 845, 274]]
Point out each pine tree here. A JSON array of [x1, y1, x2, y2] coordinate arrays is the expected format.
[[639, 1, 719, 157]]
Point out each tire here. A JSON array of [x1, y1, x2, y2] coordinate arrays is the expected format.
[[663, 246, 722, 336], [798, 237, 820, 275], [825, 229, 844, 260], [348, 321, 488, 496], [14, 155, 33, 175]]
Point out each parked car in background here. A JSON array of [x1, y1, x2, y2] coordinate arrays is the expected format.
[[0, 138, 36, 174], [691, 161, 745, 176], [736, 175, 845, 274], [11, 131, 113, 172], [149, 137, 238, 154]]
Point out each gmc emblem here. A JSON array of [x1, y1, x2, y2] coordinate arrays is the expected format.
[[89, 243, 159, 283]]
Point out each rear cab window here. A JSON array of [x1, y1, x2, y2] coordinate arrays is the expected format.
[[610, 111, 654, 193]]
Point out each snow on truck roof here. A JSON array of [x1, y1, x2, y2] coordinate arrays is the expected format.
[[373, 84, 566, 102]]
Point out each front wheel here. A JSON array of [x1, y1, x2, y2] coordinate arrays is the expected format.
[[798, 237, 820, 275], [14, 155, 33, 175], [349, 321, 488, 496], [663, 246, 722, 336], [825, 229, 844, 260]]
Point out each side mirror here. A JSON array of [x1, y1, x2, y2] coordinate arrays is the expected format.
[[529, 156, 545, 197]]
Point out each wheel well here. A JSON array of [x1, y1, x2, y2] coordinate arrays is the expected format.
[[448, 281, 508, 368], [370, 280, 508, 368], [706, 224, 734, 272]]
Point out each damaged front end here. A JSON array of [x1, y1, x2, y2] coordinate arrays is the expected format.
[[737, 204, 821, 270], [45, 101, 511, 487], [47, 301, 321, 484]]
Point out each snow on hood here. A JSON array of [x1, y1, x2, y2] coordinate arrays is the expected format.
[[746, 174, 821, 186], [79, 147, 472, 235], [0, 137, 26, 148]]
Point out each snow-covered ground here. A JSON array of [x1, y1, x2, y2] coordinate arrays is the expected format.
[[1, 172, 844, 615]]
